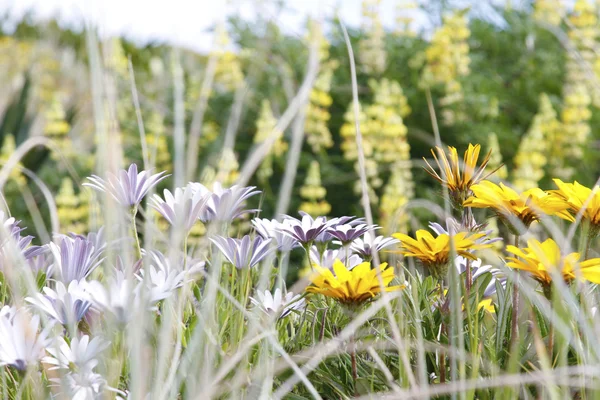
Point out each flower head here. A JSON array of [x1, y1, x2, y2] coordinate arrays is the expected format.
[[58, 228, 108, 260], [136, 251, 187, 302], [48, 236, 105, 283], [26, 280, 92, 327], [310, 246, 363, 270], [151, 185, 209, 232], [550, 179, 600, 236], [393, 229, 492, 279], [327, 223, 374, 244], [280, 212, 335, 245], [464, 180, 574, 233], [350, 234, 400, 260], [44, 335, 110, 372], [252, 218, 300, 252], [28, 254, 51, 275], [306, 259, 403, 305], [316, 216, 367, 243], [84, 163, 169, 208], [429, 217, 502, 247], [506, 238, 600, 288], [424, 144, 494, 207], [84, 272, 148, 325], [0, 307, 51, 371], [50, 370, 107, 400], [190, 182, 260, 222], [250, 288, 305, 319], [210, 235, 275, 269], [0, 211, 44, 269]]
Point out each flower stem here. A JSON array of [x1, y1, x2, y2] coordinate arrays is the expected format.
[[510, 234, 520, 352], [440, 325, 446, 384], [303, 242, 314, 271], [579, 219, 592, 260], [131, 206, 142, 261], [350, 333, 358, 396], [464, 207, 473, 295], [277, 251, 289, 290], [465, 257, 472, 297], [544, 284, 555, 362], [439, 281, 447, 384], [183, 234, 189, 271]]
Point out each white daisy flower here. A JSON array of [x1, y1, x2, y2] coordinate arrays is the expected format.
[[0, 307, 51, 371], [252, 218, 300, 252], [136, 251, 186, 303], [151, 184, 209, 232], [44, 335, 109, 372], [84, 272, 140, 325], [250, 288, 305, 319], [84, 163, 169, 208], [26, 280, 92, 327], [50, 370, 106, 400]]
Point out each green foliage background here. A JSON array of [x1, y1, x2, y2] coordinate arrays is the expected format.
[[0, 1, 596, 236]]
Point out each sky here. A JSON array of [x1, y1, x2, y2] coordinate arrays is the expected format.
[[0, 0, 409, 53]]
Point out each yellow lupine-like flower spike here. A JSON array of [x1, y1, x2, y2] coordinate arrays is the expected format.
[[299, 161, 331, 217], [393, 229, 491, 279], [513, 94, 558, 191], [306, 259, 403, 305], [424, 143, 494, 208], [506, 238, 600, 290], [485, 133, 508, 180], [533, 0, 564, 26], [359, 0, 387, 75], [464, 180, 574, 234]]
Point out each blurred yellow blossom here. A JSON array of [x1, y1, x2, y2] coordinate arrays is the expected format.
[[44, 95, 72, 160], [419, 10, 471, 125], [485, 133, 507, 180], [395, 0, 418, 37], [533, 0, 564, 26], [380, 161, 414, 235], [304, 21, 336, 153], [255, 99, 286, 182], [558, 86, 592, 178], [0, 135, 26, 187], [299, 161, 331, 217], [212, 27, 244, 91], [513, 94, 558, 191], [56, 178, 87, 234], [341, 79, 411, 204], [359, 0, 387, 75]]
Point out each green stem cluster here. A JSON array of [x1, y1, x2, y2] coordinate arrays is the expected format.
[[131, 206, 142, 261], [510, 234, 520, 352]]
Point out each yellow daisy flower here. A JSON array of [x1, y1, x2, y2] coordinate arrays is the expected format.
[[423, 143, 495, 207], [506, 238, 600, 291], [392, 229, 491, 279], [440, 289, 495, 313], [464, 180, 574, 234], [477, 298, 495, 313], [550, 179, 600, 236], [306, 259, 403, 305]]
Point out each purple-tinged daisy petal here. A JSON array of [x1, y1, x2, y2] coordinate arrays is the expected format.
[[83, 163, 169, 207]]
